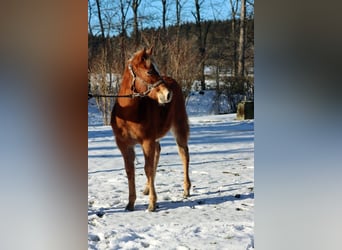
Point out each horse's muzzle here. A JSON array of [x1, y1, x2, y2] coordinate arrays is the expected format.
[[157, 88, 173, 104]]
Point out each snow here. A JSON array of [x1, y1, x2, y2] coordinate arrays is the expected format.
[[88, 92, 254, 249]]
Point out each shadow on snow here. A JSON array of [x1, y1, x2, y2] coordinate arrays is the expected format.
[[88, 192, 254, 216]]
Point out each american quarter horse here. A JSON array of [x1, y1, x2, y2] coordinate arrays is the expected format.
[[111, 47, 191, 212]]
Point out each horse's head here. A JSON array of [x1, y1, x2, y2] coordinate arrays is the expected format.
[[129, 47, 172, 104]]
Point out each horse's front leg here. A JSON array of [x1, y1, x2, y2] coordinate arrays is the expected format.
[[142, 140, 158, 211], [143, 141, 160, 196], [117, 141, 136, 211]]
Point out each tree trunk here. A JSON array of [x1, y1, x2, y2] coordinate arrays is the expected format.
[[132, 0, 141, 49], [160, 0, 168, 74], [229, 0, 238, 77], [88, 0, 93, 36], [119, 0, 130, 73], [237, 0, 246, 77], [193, 0, 210, 91], [95, 0, 106, 66], [231, 17, 236, 77], [174, 0, 182, 79], [162, 0, 167, 32], [95, 0, 105, 41]]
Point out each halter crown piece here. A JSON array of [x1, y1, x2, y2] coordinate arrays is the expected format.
[[128, 64, 164, 98]]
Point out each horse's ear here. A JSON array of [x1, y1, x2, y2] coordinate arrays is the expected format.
[[146, 47, 153, 56], [137, 48, 147, 61]]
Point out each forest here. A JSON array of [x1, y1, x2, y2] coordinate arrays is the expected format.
[[88, 0, 254, 124]]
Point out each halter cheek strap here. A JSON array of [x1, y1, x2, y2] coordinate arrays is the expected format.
[[128, 64, 164, 97]]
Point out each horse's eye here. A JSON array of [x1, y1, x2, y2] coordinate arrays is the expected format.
[[147, 69, 154, 75]]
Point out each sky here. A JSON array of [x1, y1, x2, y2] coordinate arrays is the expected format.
[[88, 0, 254, 36]]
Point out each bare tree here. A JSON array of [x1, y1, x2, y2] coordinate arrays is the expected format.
[[176, 0, 181, 27], [88, 0, 94, 36], [132, 0, 142, 49], [161, 0, 167, 31], [168, 36, 198, 98], [90, 0, 116, 125], [161, 0, 184, 80], [118, 0, 131, 73], [192, 0, 211, 90], [159, 0, 169, 74], [237, 0, 246, 76], [175, 0, 182, 64], [95, 0, 105, 40], [94, 0, 106, 72], [246, 0, 254, 7], [229, 0, 239, 76]]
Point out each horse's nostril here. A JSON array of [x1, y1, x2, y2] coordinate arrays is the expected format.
[[167, 92, 172, 101]]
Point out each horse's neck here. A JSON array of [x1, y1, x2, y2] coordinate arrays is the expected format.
[[117, 67, 139, 107]]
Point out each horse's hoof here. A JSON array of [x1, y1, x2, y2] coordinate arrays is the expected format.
[[183, 191, 190, 198], [143, 187, 149, 195], [125, 204, 135, 211], [147, 204, 156, 212]]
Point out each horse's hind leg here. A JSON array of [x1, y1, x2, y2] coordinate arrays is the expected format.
[[174, 130, 191, 197], [143, 141, 160, 196], [177, 141, 191, 197], [117, 141, 136, 211], [142, 140, 158, 211]]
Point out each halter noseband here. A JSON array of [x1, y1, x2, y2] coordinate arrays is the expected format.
[[128, 64, 164, 98]]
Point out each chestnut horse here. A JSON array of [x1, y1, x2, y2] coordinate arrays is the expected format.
[[111, 48, 191, 212]]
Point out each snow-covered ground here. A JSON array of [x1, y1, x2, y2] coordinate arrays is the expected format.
[[88, 93, 254, 249]]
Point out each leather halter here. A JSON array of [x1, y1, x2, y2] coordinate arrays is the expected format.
[[128, 64, 164, 98]]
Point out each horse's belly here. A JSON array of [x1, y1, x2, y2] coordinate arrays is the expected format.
[[112, 108, 173, 144]]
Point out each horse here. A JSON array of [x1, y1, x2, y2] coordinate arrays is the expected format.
[[111, 47, 191, 212]]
